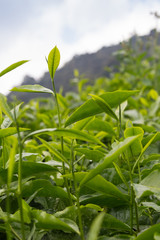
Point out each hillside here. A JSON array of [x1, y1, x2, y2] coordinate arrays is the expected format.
[[7, 29, 159, 102]]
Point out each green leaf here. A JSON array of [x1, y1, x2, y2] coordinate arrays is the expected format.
[[65, 90, 139, 126], [124, 126, 144, 157], [154, 232, 160, 240], [142, 202, 160, 212], [37, 137, 69, 165], [87, 212, 105, 240], [11, 200, 31, 224], [135, 223, 160, 240], [7, 136, 18, 185], [113, 162, 129, 189], [54, 206, 77, 222], [32, 209, 79, 234], [48, 46, 60, 80], [134, 170, 160, 198], [132, 132, 159, 174], [102, 213, 130, 231], [75, 148, 105, 162], [0, 60, 29, 77], [1, 103, 23, 129], [22, 179, 70, 200], [23, 128, 105, 147], [11, 84, 53, 94], [0, 93, 13, 121], [66, 172, 129, 202], [80, 135, 139, 186], [85, 118, 116, 136], [0, 127, 29, 138], [89, 94, 118, 120], [0, 162, 58, 185], [80, 193, 129, 208]]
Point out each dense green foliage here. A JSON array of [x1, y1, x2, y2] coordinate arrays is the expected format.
[[0, 37, 160, 240]]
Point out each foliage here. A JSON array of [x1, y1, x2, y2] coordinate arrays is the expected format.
[[0, 35, 160, 240]]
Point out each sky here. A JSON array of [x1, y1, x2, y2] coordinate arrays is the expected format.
[[0, 0, 160, 95]]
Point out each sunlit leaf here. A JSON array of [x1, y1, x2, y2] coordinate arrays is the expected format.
[[11, 84, 53, 94], [23, 128, 105, 147], [89, 94, 118, 120], [87, 212, 105, 240], [65, 90, 139, 127], [0, 60, 29, 77], [80, 135, 139, 186], [48, 46, 60, 80]]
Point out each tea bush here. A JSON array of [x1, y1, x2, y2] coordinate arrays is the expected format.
[[0, 40, 160, 240]]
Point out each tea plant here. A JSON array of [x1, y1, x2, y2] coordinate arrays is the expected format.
[[0, 44, 159, 240]]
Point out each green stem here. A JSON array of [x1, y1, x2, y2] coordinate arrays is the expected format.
[[134, 196, 140, 233], [14, 111, 25, 240], [10, 225, 22, 240], [2, 138, 5, 168], [76, 188, 85, 240], [51, 81, 72, 205], [6, 186, 11, 240], [118, 104, 123, 139], [70, 140, 84, 239]]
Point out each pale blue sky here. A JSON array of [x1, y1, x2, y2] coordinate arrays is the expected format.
[[0, 0, 160, 94]]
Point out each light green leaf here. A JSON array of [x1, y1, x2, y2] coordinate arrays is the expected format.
[[1, 103, 23, 129], [124, 126, 144, 157], [32, 209, 80, 234], [85, 118, 116, 136], [11, 84, 53, 94], [134, 170, 160, 198], [135, 223, 160, 240], [48, 46, 60, 80], [7, 136, 18, 185], [132, 132, 159, 174], [102, 213, 130, 231], [89, 94, 118, 120], [142, 202, 160, 212], [0, 162, 58, 185], [65, 90, 139, 127], [75, 148, 105, 162], [11, 200, 31, 224], [154, 232, 160, 240], [113, 162, 129, 189], [66, 172, 128, 202], [37, 137, 69, 165], [80, 135, 139, 186], [23, 128, 105, 147], [0, 60, 29, 77], [87, 212, 105, 240], [0, 93, 13, 121], [0, 127, 29, 138], [22, 179, 70, 200]]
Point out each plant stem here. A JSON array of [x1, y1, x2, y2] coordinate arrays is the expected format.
[[76, 188, 85, 240], [118, 104, 123, 139], [10, 225, 22, 240], [2, 138, 5, 168], [14, 113, 25, 240], [134, 196, 140, 233], [51, 81, 72, 205], [6, 187, 11, 240], [70, 140, 85, 240]]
